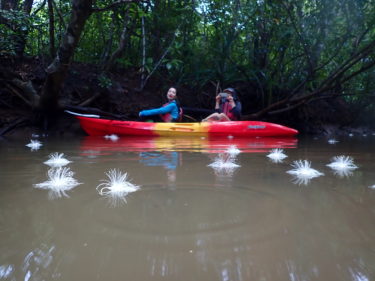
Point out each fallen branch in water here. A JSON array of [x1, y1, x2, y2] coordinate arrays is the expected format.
[[5, 83, 33, 107], [0, 117, 30, 136], [78, 92, 102, 107]]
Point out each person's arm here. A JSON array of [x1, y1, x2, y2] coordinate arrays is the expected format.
[[140, 103, 175, 117], [230, 101, 242, 119], [214, 94, 222, 113]]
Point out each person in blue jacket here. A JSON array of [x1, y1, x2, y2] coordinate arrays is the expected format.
[[139, 87, 181, 122]]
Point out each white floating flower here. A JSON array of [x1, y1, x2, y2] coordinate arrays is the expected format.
[[97, 169, 140, 205], [34, 167, 81, 198], [267, 148, 287, 163], [287, 160, 324, 185], [208, 153, 240, 177], [328, 139, 338, 144], [327, 156, 358, 170], [104, 134, 119, 141], [26, 140, 42, 151], [44, 153, 71, 167], [226, 145, 241, 156]]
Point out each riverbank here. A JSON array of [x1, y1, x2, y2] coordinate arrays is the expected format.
[[1, 56, 373, 137]]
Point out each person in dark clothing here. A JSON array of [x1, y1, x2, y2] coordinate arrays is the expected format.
[[202, 88, 241, 122]]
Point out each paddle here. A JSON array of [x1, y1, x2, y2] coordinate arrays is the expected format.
[[64, 105, 131, 120], [65, 110, 100, 118]]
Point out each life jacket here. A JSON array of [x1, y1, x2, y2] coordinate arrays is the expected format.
[[221, 101, 237, 121], [160, 101, 183, 122]]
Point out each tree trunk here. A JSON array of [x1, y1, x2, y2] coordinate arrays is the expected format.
[[102, 9, 129, 72], [38, 0, 93, 115], [47, 0, 56, 58]]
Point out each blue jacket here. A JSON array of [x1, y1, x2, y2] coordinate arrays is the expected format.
[[139, 100, 179, 121]]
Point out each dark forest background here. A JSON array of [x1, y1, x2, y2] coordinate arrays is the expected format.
[[1, 0, 374, 135]]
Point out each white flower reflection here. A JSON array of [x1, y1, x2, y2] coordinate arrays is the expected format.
[[331, 168, 355, 178], [34, 167, 81, 199], [104, 134, 119, 141], [328, 139, 339, 144], [267, 148, 288, 163], [349, 267, 370, 281], [0, 264, 13, 279], [287, 160, 324, 185], [327, 156, 358, 178], [44, 152, 72, 167], [208, 153, 240, 177], [26, 140, 42, 151], [226, 145, 241, 156], [97, 169, 140, 206], [22, 245, 56, 281]]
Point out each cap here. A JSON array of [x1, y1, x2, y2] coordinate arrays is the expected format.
[[223, 88, 236, 94]]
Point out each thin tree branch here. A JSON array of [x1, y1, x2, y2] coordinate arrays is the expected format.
[[0, 117, 30, 136], [91, 0, 142, 13], [103, 9, 129, 71], [78, 92, 101, 107], [51, 0, 66, 28], [5, 84, 33, 107], [31, 0, 47, 16], [281, 0, 314, 74], [141, 24, 181, 90], [339, 60, 375, 85], [319, 39, 375, 89], [140, 15, 146, 86]]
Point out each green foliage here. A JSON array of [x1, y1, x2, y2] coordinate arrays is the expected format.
[[0, 9, 32, 56], [4, 0, 375, 111], [0, 24, 16, 57], [98, 74, 112, 89]]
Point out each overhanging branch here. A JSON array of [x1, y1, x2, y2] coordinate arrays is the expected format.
[[91, 0, 143, 13]]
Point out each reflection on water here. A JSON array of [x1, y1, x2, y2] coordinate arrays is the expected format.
[[208, 152, 240, 178], [140, 151, 179, 185], [80, 135, 298, 153], [1, 135, 375, 281], [0, 264, 13, 279], [22, 244, 56, 280]]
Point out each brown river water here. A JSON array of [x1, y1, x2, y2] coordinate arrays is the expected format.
[[0, 134, 374, 281]]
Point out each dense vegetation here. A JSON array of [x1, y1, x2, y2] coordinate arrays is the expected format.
[[1, 0, 374, 134]]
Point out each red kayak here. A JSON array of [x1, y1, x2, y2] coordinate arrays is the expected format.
[[75, 115, 298, 137]]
